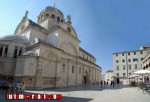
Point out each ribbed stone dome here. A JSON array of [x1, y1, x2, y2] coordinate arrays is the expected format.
[[41, 6, 64, 17], [0, 35, 29, 43]]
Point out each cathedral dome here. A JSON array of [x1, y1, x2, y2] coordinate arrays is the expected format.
[[43, 6, 64, 17], [38, 6, 65, 23], [0, 35, 29, 44]]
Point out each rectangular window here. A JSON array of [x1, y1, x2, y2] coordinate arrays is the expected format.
[[13, 46, 18, 58], [141, 58, 143, 61], [128, 59, 131, 62], [134, 64, 138, 69], [116, 60, 119, 63], [123, 73, 126, 77], [128, 52, 130, 55], [129, 65, 131, 70], [122, 59, 125, 63], [4, 46, 8, 57], [123, 65, 126, 70], [133, 58, 138, 62], [116, 54, 118, 57], [129, 73, 131, 76], [140, 51, 143, 54], [116, 66, 119, 70], [19, 48, 22, 55], [0, 47, 3, 56], [117, 73, 119, 77], [122, 53, 124, 56], [134, 52, 136, 55]]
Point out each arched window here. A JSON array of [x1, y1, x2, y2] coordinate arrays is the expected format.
[[4, 46, 8, 57], [61, 19, 63, 22], [19, 47, 23, 55], [46, 14, 49, 17], [20, 25, 25, 30], [51, 14, 55, 19], [67, 27, 71, 33], [13, 46, 18, 58], [38, 17, 40, 22], [0, 47, 3, 56], [41, 15, 44, 20], [57, 16, 60, 22]]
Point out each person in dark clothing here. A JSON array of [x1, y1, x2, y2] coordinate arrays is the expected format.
[[100, 80, 103, 87], [147, 76, 149, 83], [106, 81, 109, 88], [1, 84, 5, 93], [110, 81, 112, 87], [104, 81, 106, 87], [112, 81, 115, 88]]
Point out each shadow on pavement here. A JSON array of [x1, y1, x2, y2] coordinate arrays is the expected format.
[[41, 84, 132, 92]]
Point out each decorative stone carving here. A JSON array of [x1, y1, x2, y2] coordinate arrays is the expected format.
[[67, 15, 72, 24]]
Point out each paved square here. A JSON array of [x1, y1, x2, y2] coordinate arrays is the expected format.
[[0, 84, 150, 102]]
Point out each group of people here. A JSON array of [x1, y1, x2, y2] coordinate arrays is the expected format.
[[100, 80, 115, 88], [0, 79, 26, 94]]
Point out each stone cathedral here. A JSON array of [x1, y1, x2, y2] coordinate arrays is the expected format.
[[0, 6, 102, 88]]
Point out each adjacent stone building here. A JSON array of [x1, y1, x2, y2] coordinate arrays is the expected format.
[[142, 47, 150, 82], [113, 46, 150, 84], [0, 6, 101, 88], [105, 70, 114, 83]]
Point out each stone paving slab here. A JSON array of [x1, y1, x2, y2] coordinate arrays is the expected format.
[[0, 84, 150, 102]]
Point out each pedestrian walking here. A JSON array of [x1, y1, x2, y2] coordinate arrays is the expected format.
[[100, 80, 103, 87], [12, 81, 18, 94], [21, 82, 26, 93], [104, 81, 106, 87], [1, 84, 5, 93], [106, 81, 109, 88], [110, 81, 112, 87], [16, 82, 22, 93], [5, 81, 10, 93], [112, 81, 114, 88]]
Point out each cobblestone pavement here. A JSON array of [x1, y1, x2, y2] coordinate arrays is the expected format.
[[0, 84, 150, 102]]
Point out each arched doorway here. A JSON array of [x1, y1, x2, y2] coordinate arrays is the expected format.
[[83, 70, 88, 84], [117, 78, 120, 84]]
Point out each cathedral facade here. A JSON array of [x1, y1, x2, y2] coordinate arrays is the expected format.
[[0, 6, 101, 88]]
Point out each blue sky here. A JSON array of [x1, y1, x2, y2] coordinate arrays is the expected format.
[[0, 0, 150, 74]]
